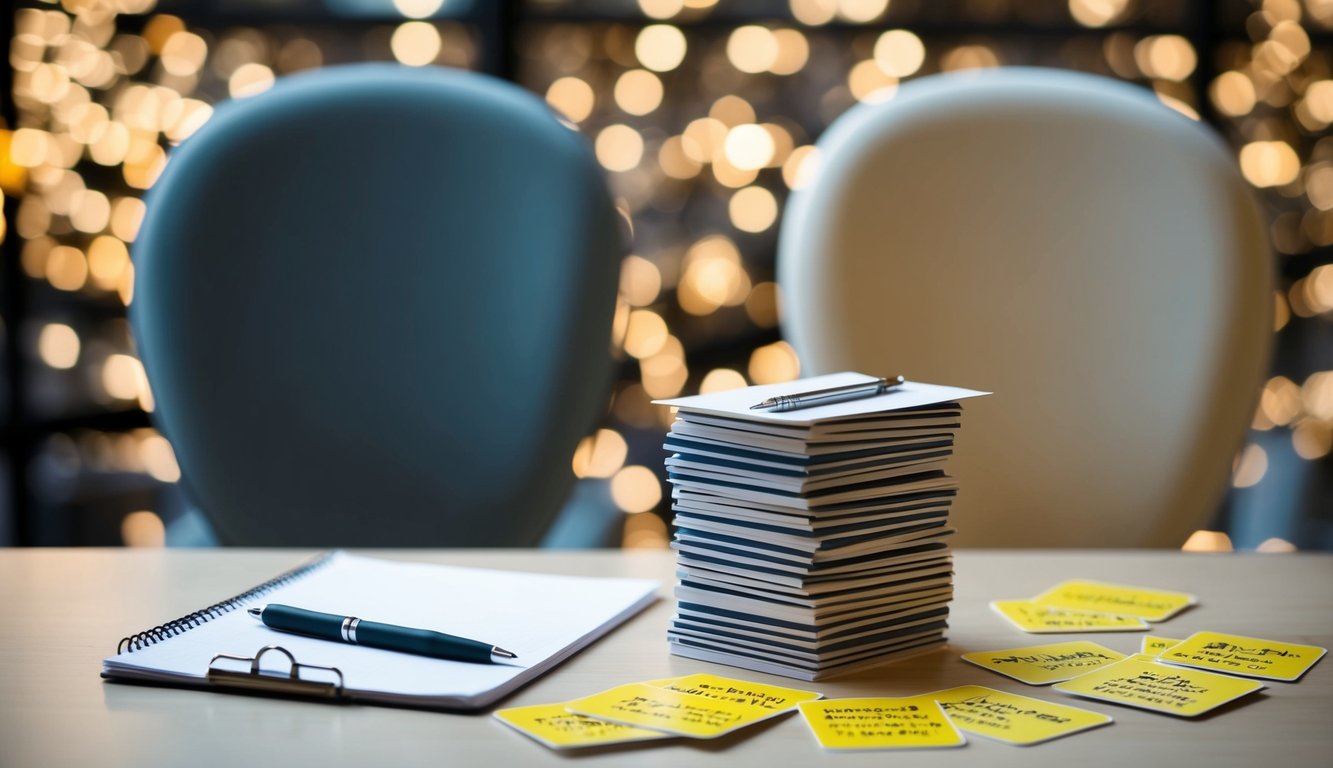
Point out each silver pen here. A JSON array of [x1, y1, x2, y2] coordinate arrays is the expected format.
[[750, 375, 906, 412]]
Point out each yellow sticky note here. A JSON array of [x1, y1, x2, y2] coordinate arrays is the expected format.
[[962, 641, 1126, 684], [1053, 654, 1264, 717], [799, 697, 965, 750], [655, 673, 822, 711], [1032, 580, 1196, 622], [1157, 631, 1327, 682], [931, 685, 1113, 746], [1141, 635, 1183, 655], [564, 682, 780, 739], [493, 703, 672, 750], [991, 600, 1149, 633]]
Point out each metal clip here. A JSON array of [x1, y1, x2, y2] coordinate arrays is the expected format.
[[206, 645, 345, 700]]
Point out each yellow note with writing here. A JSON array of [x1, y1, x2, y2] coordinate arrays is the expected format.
[[798, 697, 965, 750], [654, 673, 822, 711], [493, 703, 673, 750], [1141, 635, 1182, 655], [930, 685, 1113, 746], [1053, 654, 1264, 717], [1157, 631, 1327, 682], [962, 641, 1126, 684], [564, 682, 782, 739], [1032, 580, 1196, 622], [991, 600, 1148, 633]]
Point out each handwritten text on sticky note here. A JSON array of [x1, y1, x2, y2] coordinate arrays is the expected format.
[[1158, 631, 1327, 682], [655, 673, 822, 711], [1053, 655, 1264, 717], [1032, 580, 1196, 622], [493, 703, 672, 750], [931, 685, 1113, 746], [991, 600, 1148, 633], [962, 641, 1126, 684], [564, 683, 779, 739], [1140, 635, 1183, 656], [798, 697, 965, 750]]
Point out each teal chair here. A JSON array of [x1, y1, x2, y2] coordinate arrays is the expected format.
[[132, 64, 622, 546]]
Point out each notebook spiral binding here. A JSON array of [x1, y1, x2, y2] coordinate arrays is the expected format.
[[116, 552, 335, 654]]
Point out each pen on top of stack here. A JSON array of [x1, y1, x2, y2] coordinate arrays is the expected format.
[[655, 372, 990, 681]]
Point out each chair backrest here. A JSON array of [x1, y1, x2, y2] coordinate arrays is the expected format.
[[778, 68, 1272, 548], [132, 64, 621, 546]]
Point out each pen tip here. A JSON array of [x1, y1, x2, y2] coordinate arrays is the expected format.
[[247, 607, 262, 618], [492, 647, 518, 660]]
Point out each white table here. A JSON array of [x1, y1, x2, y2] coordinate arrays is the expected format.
[[2, 549, 1329, 767]]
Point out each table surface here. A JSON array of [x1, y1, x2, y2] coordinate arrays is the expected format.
[[2, 549, 1330, 768]]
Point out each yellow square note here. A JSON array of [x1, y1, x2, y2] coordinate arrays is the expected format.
[[1032, 580, 1196, 622], [655, 673, 822, 711], [1157, 631, 1327, 682], [991, 600, 1148, 633], [799, 697, 965, 750], [1053, 654, 1264, 717], [962, 641, 1126, 684], [564, 682, 780, 739], [493, 703, 673, 750], [931, 685, 1113, 746], [1141, 635, 1183, 655]]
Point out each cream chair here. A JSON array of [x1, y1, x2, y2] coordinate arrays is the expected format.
[[778, 68, 1272, 547]]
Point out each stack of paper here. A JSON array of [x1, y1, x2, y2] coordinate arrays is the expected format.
[[655, 373, 989, 681]]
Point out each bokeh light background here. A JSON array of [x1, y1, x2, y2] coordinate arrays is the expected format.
[[2, 0, 1330, 550]]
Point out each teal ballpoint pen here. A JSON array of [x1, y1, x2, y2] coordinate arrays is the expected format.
[[248, 604, 518, 664]]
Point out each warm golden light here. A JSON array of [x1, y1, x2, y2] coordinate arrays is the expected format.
[[658, 136, 702, 179], [546, 77, 595, 123], [1231, 444, 1268, 488], [159, 31, 207, 77], [849, 60, 898, 103], [729, 185, 779, 233], [789, 0, 836, 25], [770, 29, 810, 75], [838, 0, 888, 23], [709, 95, 756, 128], [874, 30, 926, 78], [391, 22, 442, 67], [614, 69, 664, 116], [1239, 141, 1301, 188], [635, 25, 688, 72], [610, 465, 663, 513], [46, 245, 88, 291], [1305, 80, 1333, 123], [1069, 0, 1128, 27], [121, 510, 165, 548], [110, 197, 146, 241], [140, 434, 180, 482], [228, 62, 275, 98], [723, 124, 775, 170], [69, 189, 111, 233], [1181, 530, 1234, 552], [622, 510, 668, 549], [638, 0, 684, 19], [1134, 35, 1196, 82], [748, 341, 800, 384], [37, 323, 80, 369], [700, 368, 747, 393], [571, 428, 629, 479], [620, 254, 662, 307], [87, 235, 129, 289], [1292, 419, 1332, 460], [623, 309, 669, 358], [102, 353, 146, 401], [941, 45, 1000, 72], [393, 0, 444, 19], [1210, 71, 1256, 117], [783, 145, 821, 190], [727, 26, 779, 74], [595, 124, 644, 172]]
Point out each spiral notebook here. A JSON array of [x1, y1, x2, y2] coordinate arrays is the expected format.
[[101, 552, 660, 710]]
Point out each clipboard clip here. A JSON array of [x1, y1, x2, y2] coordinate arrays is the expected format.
[[207, 645, 346, 700]]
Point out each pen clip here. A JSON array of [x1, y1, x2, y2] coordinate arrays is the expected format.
[[207, 645, 346, 700]]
